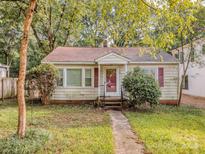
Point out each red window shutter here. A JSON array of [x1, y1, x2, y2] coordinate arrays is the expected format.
[[94, 68, 98, 87], [158, 67, 164, 87]]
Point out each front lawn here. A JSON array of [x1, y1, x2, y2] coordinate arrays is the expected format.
[[0, 100, 114, 154], [125, 105, 205, 154]]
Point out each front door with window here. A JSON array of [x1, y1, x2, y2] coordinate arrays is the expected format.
[[104, 68, 119, 96]]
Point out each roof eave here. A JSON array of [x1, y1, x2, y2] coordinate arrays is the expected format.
[[41, 61, 96, 64], [42, 61, 179, 65]]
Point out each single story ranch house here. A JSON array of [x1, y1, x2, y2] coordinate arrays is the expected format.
[[42, 47, 179, 105]]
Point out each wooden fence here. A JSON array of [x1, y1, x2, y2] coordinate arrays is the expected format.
[[0, 78, 18, 100]]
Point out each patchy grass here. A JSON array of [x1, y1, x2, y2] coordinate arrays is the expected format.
[[0, 129, 50, 154], [0, 99, 114, 154], [125, 105, 205, 154]]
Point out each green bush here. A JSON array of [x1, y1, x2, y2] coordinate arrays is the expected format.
[[0, 129, 50, 154], [27, 64, 59, 104], [122, 67, 161, 107]]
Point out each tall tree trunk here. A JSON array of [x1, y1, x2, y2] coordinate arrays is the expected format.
[[177, 35, 193, 106], [17, 0, 36, 138]]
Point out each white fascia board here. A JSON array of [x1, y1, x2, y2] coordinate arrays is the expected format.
[[42, 61, 179, 65], [97, 61, 128, 64], [129, 62, 179, 65], [41, 61, 95, 64]]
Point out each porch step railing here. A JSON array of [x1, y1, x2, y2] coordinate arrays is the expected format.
[[97, 84, 127, 110], [99, 84, 106, 106]]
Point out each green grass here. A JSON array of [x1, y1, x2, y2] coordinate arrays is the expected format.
[[0, 100, 114, 154], [125, 105, 205, 154]]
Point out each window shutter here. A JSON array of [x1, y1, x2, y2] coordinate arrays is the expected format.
[[158, 67, 164, 87], [94, 68, 98, 87]]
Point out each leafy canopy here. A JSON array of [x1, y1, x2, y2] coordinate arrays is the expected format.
[[0, 0, 204, 75]]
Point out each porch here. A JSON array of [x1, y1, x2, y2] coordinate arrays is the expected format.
[[95, 52, 130, 109]]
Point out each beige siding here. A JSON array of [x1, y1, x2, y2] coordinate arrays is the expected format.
[[51, 63, 179, 101], [128, 64, 179, 100], [52, 87, 98, 100], [51, 64, 98, 100]]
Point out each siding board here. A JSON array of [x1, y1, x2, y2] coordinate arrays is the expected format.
[[51, 64, 179, 101]]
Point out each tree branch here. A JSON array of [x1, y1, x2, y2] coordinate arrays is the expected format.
[[62, 7, 77, 46], [31, 24, 46, 51], [53, 2, 66, 46], [140, 0, 158, 11]]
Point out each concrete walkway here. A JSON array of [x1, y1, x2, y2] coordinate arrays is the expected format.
[[109, 110, 144, 154]]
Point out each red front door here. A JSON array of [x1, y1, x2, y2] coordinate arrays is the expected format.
[[106, 69, 117, 92]]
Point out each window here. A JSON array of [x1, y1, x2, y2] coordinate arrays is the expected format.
[[57, 69, 63, 86], [191, 48, 195, 62], [143, 68, 157, 79], [202, 44, 205, 55], [179, 52, 184, 64], [182, 75, 189, 89], [174, 53, 179, 59], [85, 69, 92, 87], [67, 69, 82, 86]]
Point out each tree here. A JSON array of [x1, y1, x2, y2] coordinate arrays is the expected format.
[[17, 0, 36, 138], [0, 0, 203, 81], [177, 35, 194, 106], [176, 5, 205, 105], [31, 0, 84, 53], [139, 0, 204, 106], [27, 64, 59, 105], [75, 0, 152, 47], [0, 1, 23, 66]]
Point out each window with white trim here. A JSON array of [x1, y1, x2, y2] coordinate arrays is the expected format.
[[179, 52, 184, 64], [67, 69, 82, 86], [57, 69, 63, 86], [85, 69, 92, 87]]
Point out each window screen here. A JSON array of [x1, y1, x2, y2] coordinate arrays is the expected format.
[[143, 68, 156, 79], [67, 69, 82, 86]]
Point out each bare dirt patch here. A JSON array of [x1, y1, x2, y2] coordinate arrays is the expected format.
[[181, 94, 205, 109], [30, 108, 109, 128]]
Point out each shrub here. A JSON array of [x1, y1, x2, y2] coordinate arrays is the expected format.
[[27, 64, 59, 105], [0, 129, 50, 154], [122, 67, 161, 107]]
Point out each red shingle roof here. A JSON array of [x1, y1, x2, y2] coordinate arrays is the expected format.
[[42, 47, 177, 63]]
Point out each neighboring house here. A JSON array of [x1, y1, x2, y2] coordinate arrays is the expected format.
[[42, 47, 179, 104], [171, 38, 205, 98], [0, 64, 9, 78]]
